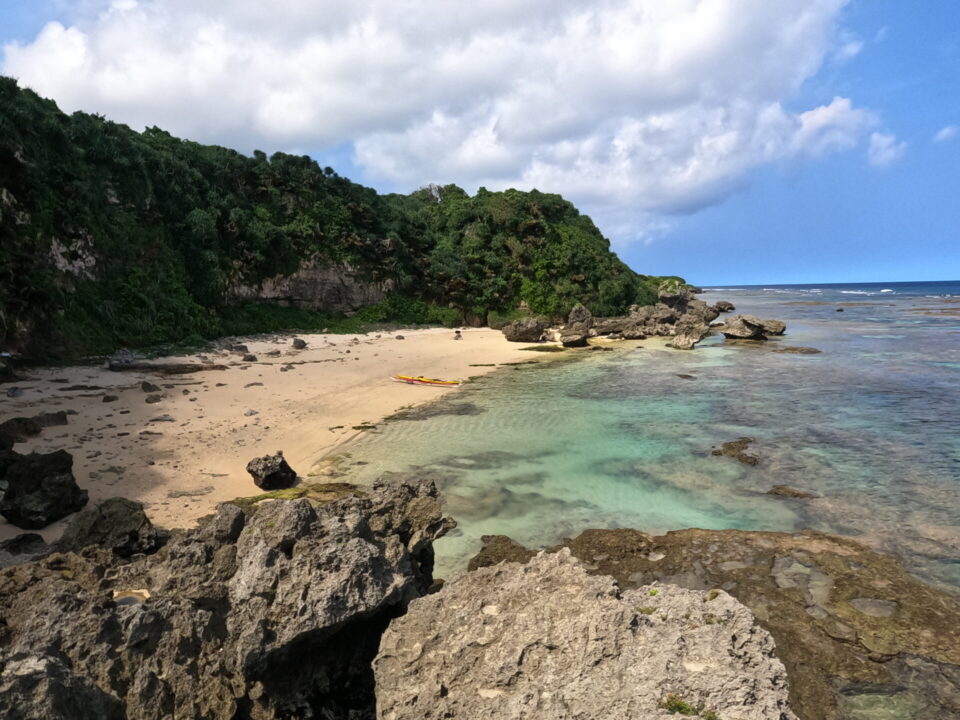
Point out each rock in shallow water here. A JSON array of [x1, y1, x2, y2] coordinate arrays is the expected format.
[[375, 549, 797, 720]]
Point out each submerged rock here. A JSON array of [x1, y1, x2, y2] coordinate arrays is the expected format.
[[0, 450, 88, 529], [502, 317, 545, 343], [767, 485, 821, 499], [376, 549, 796, 720], [711, 437, 760, 465], [0, 477, 453, 720], [772, 346, 822, 355], [246, 451, 297, 490], [471, 529, 960, 720]]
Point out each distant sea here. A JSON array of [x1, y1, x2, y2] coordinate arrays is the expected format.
[[340, 280, 960, 588]]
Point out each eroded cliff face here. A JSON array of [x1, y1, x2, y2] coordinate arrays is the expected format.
[[0, 477, 452, 720], [230, 262, 392, 314]]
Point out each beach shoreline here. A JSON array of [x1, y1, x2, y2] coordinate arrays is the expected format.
[[0, 327, 532, 542]]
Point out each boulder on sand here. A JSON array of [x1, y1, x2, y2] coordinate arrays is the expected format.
[[560, 333, 589, 348], [246, 451, 298, 490], [0, 450, 88, 529], [375, 549, 796, 720], [501, 317, 545, 343]]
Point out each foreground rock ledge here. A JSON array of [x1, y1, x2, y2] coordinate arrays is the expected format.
[[0, 477, 453, 720], [470, 529, 960, 720], [375, 549, 796, 720]]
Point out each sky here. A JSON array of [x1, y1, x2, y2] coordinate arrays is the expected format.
[[1, 0, 957, 285]]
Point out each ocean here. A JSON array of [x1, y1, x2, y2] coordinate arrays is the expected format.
[[339, 280, 960, 586]]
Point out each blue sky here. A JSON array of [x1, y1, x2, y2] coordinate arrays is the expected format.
[[1, 0, 958, 285]]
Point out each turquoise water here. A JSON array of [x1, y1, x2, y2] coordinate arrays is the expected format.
[[339, 282, 960, 587]]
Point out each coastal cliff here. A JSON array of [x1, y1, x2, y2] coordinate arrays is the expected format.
[[0, 77, 679, 360]]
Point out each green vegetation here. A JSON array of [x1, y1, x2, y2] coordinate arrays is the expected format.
[[227, 482, 362, 511], [1, 77, 681, 360], [658, 694, 721, 719], [636, 606, 657, 615]]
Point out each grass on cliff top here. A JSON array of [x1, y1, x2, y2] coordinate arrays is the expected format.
[[228, 482, 364, 512]]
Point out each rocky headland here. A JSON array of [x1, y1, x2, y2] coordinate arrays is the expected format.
[[500, 284, 785, 351]]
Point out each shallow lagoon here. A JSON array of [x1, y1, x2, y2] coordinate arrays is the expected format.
[[340, 282, 960, 587]]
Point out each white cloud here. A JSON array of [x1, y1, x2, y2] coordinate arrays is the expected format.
[[868, 132, 907, 167], [934, 125, 958, 143], [3, 0, 876, 243]]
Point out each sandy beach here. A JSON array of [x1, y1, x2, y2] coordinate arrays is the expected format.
[[0, 327, 529, 541]]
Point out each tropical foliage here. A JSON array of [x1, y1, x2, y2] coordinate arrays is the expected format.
[[0, 77, 678, 358]]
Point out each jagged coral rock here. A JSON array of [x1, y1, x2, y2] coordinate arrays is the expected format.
[[0, 477, 453, 720]]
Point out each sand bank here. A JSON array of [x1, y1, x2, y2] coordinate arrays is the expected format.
[[0, 327, 530, 541]]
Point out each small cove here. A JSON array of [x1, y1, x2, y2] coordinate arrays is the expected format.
[[336, 282, 960, 588]]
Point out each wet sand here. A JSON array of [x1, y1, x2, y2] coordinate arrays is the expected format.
[[0, 327, 529, 541]]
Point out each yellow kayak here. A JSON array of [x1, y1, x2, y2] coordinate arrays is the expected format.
[[390, 375, 462, 387]]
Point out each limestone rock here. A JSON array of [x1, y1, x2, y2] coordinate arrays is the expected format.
[[502, 318, 545, 343], [471, 530, 960, 720], [291, 338, 307, 349], [375, 550, 797, 720], [0, 450, 88, 529], [761, 319, 787, 336], [720, 314, 770, 340], [57, 497, 164, 557], [245, 451, 297, 490], [566, 304, 593, 335], [714, 300, 735, 312], [0, 476, 453, 720], [559, 332, 589, 348], [669, 315, 711, 350]]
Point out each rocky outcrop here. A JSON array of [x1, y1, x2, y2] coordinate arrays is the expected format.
[[246, 451, 298, 490], [668, 316, 711, 350], [0, 477, 453, 720], [720, 314, 769, 339], [57, 497, 164, 558], [714, 300, 735, 312], [502, 317, 545, 343], [720, 315, 787, 341], [497, 287, 737, 349], [376, 549, 796, 720], [0, 450, 88, 528], [565, 304, 593, 335], [471, 530, 960, 720]]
